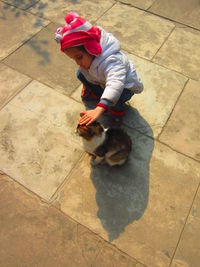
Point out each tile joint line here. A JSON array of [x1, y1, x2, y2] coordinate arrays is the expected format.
[[169, 181, 200, 267]]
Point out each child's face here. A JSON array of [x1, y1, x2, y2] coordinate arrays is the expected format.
[[64, 47, 94, 69]]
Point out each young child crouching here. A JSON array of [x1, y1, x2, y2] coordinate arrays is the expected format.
[[55, 12, 143, 127]]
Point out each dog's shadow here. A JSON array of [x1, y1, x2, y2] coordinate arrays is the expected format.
[[88, 104, 154, 241]]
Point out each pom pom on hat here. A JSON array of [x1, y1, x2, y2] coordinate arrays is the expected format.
[[64, 12, 79, 24], [55, 27, 63, 43], [55, 12, 102, 56]]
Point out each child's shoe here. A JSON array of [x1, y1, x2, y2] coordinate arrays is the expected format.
[[108, 115, 123, 128], [108, 110, 125, 128], [81, 85, 90, 100], [81, 85, 99, 101]]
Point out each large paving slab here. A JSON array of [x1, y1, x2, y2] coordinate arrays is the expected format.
[[0, 173, 86, 267], [0, 80, 84, 201], [119, 0, 156, 10], [94, 241, 140, 267], [159, 79, 200, 161], [0, 173, 139, 267], [2, 0, 38, 9], [150, 0, 200, 30], [29, 0, 116, 24], [171, 185, 200, 267], [97, 3, 175, 59], [153, 26, 200, 81], [54, 129, 200, 267], [0, 63, 31, 109], [4, 22, 80, 96], [126, 54, 187, 137], [54, 130, 154, 241], [0, 2, 49, 60], [72, 54, 188, 137]]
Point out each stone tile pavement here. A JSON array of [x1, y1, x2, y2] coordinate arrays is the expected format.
[[0, 1, 200, 266]]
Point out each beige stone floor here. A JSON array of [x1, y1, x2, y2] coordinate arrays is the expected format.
[[0, 0, 200, 267]]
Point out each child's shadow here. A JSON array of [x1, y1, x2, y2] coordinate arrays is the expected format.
[[89, 105, 154, 242]]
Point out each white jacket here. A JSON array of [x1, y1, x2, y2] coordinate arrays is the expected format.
[[80, 28, 143, 105]]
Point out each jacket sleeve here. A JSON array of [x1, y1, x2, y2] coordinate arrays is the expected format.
[[97, 56, 127, 110]]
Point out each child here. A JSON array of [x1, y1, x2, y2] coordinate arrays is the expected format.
[[55, 12, 143, 127]]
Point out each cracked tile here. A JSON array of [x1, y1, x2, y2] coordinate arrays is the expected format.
[[95, 243, 137, 266], [77, 225, 104, 266]]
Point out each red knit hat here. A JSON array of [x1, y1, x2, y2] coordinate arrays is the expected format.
[[55, 12, 102, 56]]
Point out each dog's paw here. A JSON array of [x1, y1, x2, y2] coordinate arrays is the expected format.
[[91, 158, 99, 166], [91, 156, 104, 166]]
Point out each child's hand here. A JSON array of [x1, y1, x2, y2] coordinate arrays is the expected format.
[[79, 106, 105, 125]]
